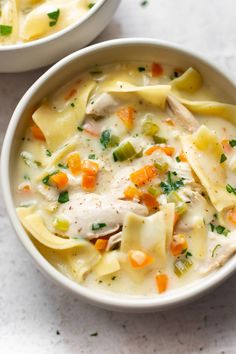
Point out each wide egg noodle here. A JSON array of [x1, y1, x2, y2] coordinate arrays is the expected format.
[[181, 125, 236, 211], [94, 251, 121, 277], [0, 0, 19, 44], [171, 67, 202, 93], [32, 80, 96, 151]]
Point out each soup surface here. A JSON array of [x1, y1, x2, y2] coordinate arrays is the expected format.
[[15, 62, 236, 296], [0, 0, 97, 44]]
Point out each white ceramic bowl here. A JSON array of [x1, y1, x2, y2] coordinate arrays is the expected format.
[[0, 0, 120, 73], [2, 38, 236, 312]]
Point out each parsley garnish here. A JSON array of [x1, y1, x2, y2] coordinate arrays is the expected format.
[[0, 25, 12, 36], [229, 139, 236, 147], [24, 174, 30, 181], [138, 67, 146, 72], [88, 3, 95, 9], [92, 223, 107, 231], [47, 9, 60, 27], [70, 102, 75, 108], [100, 129, 111, 148], [88, 154, 96, 160], [220, 153, 227, 163], [209, 223, 215, 232], [42, 171, 58, 185], [212, 244, 221, 257], [226, 184, 236, 195], [77, 126, 84, 131], [46, 149, 52, 157], [90, 332, 98, 336], [160, 171, 184, 194], [176, 156, 181, 163], [216, 225, 229, 236], [58, 163, 68, 169], [140, 0, 148, 6], [58, 191, 69, 204]]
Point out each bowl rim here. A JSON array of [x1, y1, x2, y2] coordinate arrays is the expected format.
[[2, 37, 236, 312], [0, 0, 108, 51]]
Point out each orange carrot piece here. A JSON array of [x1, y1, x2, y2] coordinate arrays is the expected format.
[[130, 165, 157, 187], [81, 160, 99, 176], [164, 117, 175, 126], [50, 172, 68, 189], [67, 152, 81, 176], [128, 250, 154, 269], [81, 174, 96, 191], [151, 62, 163, 77], [222, 139, 231, 153], [141, 192, 159, 211], [145, 145, 175, 157], [156, 274, 168, 293], [64, 88, 77, 101], [116, 106, 135, 130], [170, 235, 188, 256], [174, 212, 180, 226], [227, 209, 236, 225], [94, 238, 108, 251], [124, 185, 142, 200], [31, 124, 45, 141], [178, 152, 188, 162]]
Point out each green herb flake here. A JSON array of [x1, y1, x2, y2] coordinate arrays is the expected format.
[[111, 276, 116, 280], [90, 332, 98, 337], [229, 139, 236, 147], [100, 129, 111, 148], [70, 102, 75, 108], [215, 225, 229, 236], [88, 3, 95, 9], [77, 126, 84, 131], [92, 223, 107, 231], [160, 171, 184, 194], [140, 0, 148, 6], [46, 149, 52, 157], [176, 156, 181, 163], [0, 25, 13, 36], [220, 153, 227, 163], [58, 191, 69, 204], [58, 163, 68, 169], [88, 154, 96, 160], [24, 174, 30, 181], [209, 223, 215, 232], [226, 183, 236, 196], [212, 244, 221, 257], [47, 9, 60, 27], [138, 67, 146, 72]]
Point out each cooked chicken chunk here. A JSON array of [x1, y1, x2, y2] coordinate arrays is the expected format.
[[86, 93, 119, 116]]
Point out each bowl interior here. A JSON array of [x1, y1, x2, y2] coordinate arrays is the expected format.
[[3, 39, 236, 312]]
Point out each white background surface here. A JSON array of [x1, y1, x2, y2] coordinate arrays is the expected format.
[[1, 1, 236, 353]]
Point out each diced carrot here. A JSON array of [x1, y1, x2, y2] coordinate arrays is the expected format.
[[50, 172, 68, 189], [18, 183, 31, 192], [174, 212, 180, 226], [67, 152, 81, 176], [82, 174, 96, 191], [145, 145, 175, 157], [170, 234, 188, 256], [141, 192, 159, 211], [31, 124, 45, 141], [124, 185, 142, 200], [94, 238, 108, 251], [151, 62, 163, 77], [81, 160, 99, 176], [164, 118, 175, 126], [227, 209, 236, 225], [64, 88, 77, 101], [130, 165, 157, 187], [178, 152, 188, 162], [128, 250, 154, 269], [221, 139, 231, 153], [116, 106, 135, 130], [156, 274, 168, 293]]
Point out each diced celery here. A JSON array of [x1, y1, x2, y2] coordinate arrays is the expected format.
[[142, 119, 159, 136], [147, 185, 162, 197], [54, 217, 70, 232], [167, 191, 183, 204], [154, 161, 169, 173], [113, 142, 136, 162], [175, 202, 188, 215], [153, 136, 167, 144], [174, 258, 193, 277], [110, 134, 120, 147]]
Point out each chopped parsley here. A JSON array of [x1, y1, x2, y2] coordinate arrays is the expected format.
[[209, 223, 215, 232], [111, 276, 116, 280], [77, 126, 84, 131], [58, 163, 68, 169], [42, 171, 58, 185], [47, 9, 60, 27], [0, 25, 12, 36], [46, 149, 52, 157], [220, 153, 227, 163], [176, 156, 181, 163], [160, 171, 184, 194], [215, 225, 229, 236], [100, 129, 120, 149], [138, 67, 146, 72], [90, 332, 98, 337], [58, 191, 69, 204], [70, 102, 75, 108], [92, 223, 107, 231], [24, 174, 30, 181], [226, 183, 236, 196], [140, 0, 148, 6], [88, 154, 96, 160], [181, 248, 192, 258], [212, 244, 221, 257], [229, 139, 236, 147], [88, 3, 95, 9]]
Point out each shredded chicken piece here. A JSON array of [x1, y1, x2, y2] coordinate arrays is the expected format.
[[86, 93, 119, 116]]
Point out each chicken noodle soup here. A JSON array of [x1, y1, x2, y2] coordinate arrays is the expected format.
[[15, 62, 236, 296], [0, 0, 97, 44]]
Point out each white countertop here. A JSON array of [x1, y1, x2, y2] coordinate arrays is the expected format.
[[1, 1, 236, 353]]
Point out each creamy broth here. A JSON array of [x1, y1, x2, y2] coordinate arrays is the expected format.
[[0, 0, 97, 44], [15, 62, 236, 296]]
